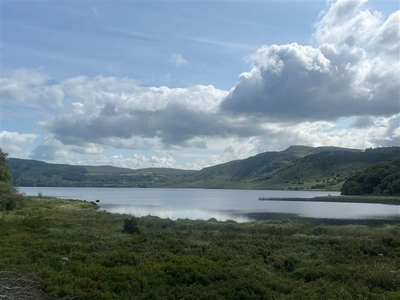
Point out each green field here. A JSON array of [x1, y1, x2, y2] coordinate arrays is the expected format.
[[1, 196, 399, 299]]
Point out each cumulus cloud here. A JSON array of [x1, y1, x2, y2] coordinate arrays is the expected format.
[[30, 137, 103, 161], [0, 68, 65, 106], [0, 131, 38, 158], [38, 76, 252, 148], [148, 155, 176, 168], [182, 136, 261, 170], [182, 113, 399, 170], [75, 153, 174, 169], [169, 54, 189, 66], [2, 0, 399, 169], [314, 0, 399, 57], [231, 117, 397, 154], [372, 114, 400, 147], [220, 0, 399, 121], [351, 116, 374, 128], [91, 153, 175, 169]]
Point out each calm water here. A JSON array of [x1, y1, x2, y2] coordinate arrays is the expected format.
[[19, 187, 400, 223]]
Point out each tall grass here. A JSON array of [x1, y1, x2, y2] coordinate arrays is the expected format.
[[0, 196, 399, 299]]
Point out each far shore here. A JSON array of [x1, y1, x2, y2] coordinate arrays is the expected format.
[[259, 195, 400, 205]]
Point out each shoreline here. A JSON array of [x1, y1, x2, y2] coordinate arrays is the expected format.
[[259, 195, 400, 205], [1, 196, 400, 299]]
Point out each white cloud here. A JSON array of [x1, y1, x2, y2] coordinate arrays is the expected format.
[[256, 115, 399, 151], [182, 136, 261, 170], [221, 0, 399, 121], [2, 0, 399, 170], [30, 137, 103, 162], [169, 54, 189, 66], [40, 75, 229, 148], [60, 75, 224, 113], [91, 154, 144, 169], [89, 153, 175, 169], [0, 131, 38, 158], [0, 68, 65, 106], [149, 155, 176, 168], [314, 0, 374, 46], [314, 0, 399, 57]]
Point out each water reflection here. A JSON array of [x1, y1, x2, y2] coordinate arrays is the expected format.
[[19, 187, 400, 223], [101, 204, 252, 222], [100, 201, 400, 223], [261, 200, 400, 219]]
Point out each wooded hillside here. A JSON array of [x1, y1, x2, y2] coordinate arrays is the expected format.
[[8, 146, 400, 190], [341, 157, 400, 196]]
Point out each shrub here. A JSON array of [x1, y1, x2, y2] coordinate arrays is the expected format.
[[122, 217, 140, 234], [0, 182, 25, 211]]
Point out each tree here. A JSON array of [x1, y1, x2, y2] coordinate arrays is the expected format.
[[0, 148, 25, 211], [0, 148, 8, 164], [122, 217, 140, 234], [341, 157, 400, 196], [0, 148, 12, 184]]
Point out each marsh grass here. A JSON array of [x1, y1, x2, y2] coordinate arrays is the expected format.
[[0, 197, 399, 299]]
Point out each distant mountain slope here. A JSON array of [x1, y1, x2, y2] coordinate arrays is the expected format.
[[9, 158, 88, 186], [8, 158, 195, 187], [8, 146, 400, 190], [248, 147, 400, 190], [84, 165, 194, 176], [177, 146, 399, 190]]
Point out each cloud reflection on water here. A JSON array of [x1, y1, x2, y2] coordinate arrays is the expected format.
[[18, 187, 399, 222], [100, 204, 252, 223]]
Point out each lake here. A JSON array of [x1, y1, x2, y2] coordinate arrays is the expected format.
[[19, 187, 400, 223]]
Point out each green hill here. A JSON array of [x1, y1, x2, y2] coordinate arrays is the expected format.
[[178, 146, 399, 190], [8, 158, 195, 187], [8, 146, 400, 190], [341, 157, 400, 196]]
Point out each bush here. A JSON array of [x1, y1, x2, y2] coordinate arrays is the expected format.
[[0, 182, 25, 211], [122, 217, 140, 234]]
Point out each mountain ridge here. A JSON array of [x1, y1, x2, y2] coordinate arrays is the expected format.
[[8, 145, 400, 190]]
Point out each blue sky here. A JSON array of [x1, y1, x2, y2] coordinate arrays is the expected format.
[[1, 0, 399, 169], [2, 1, 323, 88]]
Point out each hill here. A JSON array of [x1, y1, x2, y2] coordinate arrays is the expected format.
[[8, 146, 400, 190], [341, 157, 400, 195], [177, 146, 399, 190], [8, 158, 195, 187]]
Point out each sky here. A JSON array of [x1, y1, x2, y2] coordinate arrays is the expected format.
[[0, 0, 399, 170]]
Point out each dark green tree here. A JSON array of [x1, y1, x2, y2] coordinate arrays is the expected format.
[[0, 147, 25, 211], [122, 217, 140, 234], [0, 148, 12, 184], [341, 157, 400, 195]]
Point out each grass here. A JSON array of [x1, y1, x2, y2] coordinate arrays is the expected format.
[[1, 196, 400, 299]]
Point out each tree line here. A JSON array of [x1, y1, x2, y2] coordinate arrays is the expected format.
[[341, 157, 400, 196], [0, 148, 25, 211]]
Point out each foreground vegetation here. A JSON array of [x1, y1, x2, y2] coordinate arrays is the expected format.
[[1, 196, 399, 299], [2, 146, 400, 298]]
